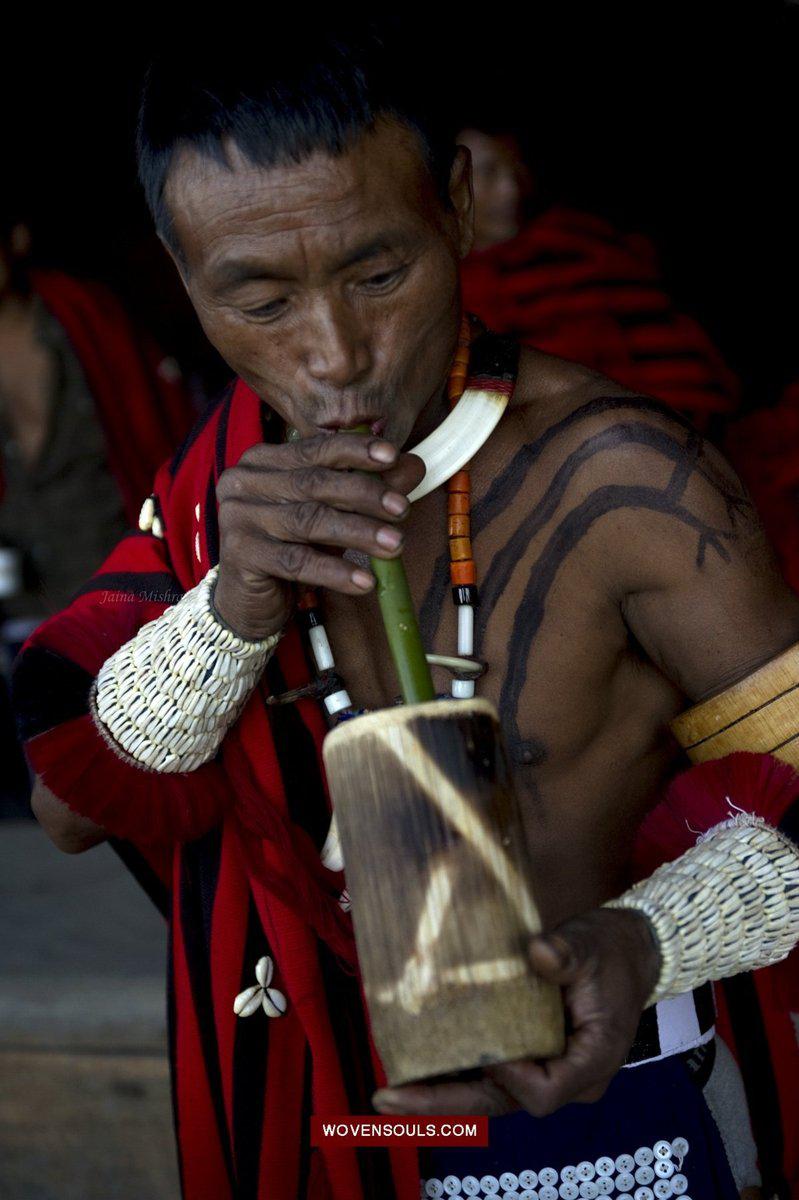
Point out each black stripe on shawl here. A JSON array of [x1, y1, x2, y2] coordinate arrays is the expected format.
[[205, 468, 221, 569], [109, 837, 170, 919], [202, 388, 234, 568], [12, 646, 94, 741], [232, 899, 272, 1200], [721, 973, 788, 1200], [178, 826, 237, 1190], [166, 915, 186, 1200], [70, 570, 184, 605], [169, 383, 234, 479], [318, 940, 397, 1198], [262, 656, 331, 851], [215, 390, 234, 481], [297, 1043, 314, 1200]]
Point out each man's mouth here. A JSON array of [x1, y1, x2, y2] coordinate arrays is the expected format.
[[316, 416, 387, 436]]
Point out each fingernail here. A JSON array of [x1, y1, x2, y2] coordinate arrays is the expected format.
[[376, 527, 403, 550], [382, 491, 409, 516], [373, 1090, 400, 1110], [369, 440, 397, 464], [352, 569, 374, 590]]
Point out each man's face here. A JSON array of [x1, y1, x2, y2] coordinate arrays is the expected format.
[[458, 129, 530, 251], [166, 120, 473, 447]]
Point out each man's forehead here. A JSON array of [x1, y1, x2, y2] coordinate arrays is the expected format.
[[166, 121, 435, 268]]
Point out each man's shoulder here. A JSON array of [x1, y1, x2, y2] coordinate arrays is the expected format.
[[507, 346, 697, 468]]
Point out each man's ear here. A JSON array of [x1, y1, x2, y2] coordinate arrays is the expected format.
[[159, 234, 191, 292], [448, 145, 474, 260]]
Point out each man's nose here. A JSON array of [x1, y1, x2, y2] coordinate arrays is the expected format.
[[303, 303, 372, 389]]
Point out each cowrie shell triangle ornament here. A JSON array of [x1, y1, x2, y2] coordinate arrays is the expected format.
[[233, 955, 287, 1019]]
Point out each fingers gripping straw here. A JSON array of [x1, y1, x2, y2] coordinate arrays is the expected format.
[[351, 423, 435, 705]]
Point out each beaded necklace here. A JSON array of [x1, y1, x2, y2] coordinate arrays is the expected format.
[[281, 316, 483, 724]]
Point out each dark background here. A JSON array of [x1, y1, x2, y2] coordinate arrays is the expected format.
[[3, 2, 797, 404]]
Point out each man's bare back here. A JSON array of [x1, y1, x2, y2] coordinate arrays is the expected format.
[[322, 347, 799, 927]]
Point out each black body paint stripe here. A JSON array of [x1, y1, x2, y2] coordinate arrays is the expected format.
[[497, 481, 735, 758], [419, 397, 692, 643]]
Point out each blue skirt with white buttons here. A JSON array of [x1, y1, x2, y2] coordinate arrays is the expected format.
[[420, 1049, 738, 1200]]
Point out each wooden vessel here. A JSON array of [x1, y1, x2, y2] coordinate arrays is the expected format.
[[323, 697, 564, 1086]]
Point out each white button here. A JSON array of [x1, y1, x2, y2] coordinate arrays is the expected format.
[[671, 1175, 688, 1195], [671, 1140, 689, 1161], [635, 1167, 654, 1186], [559, 1184, 578, 1200], [595, 1159, 615, 1177], [635, 1189, 654, 1200], [579, 1182, 598, 1199], [425, 1182, 444, 1199], [654, 1142, 672, 1161], [443, 1178, 461, 1195], [540, 1187, 559, 1200], [520, 1172, 539, 1189], [616, 1156, 635, 1174], [503, 1193, 521, 1200], [501, 1175, 520, 1192], [539, 1170, 559, 1188], [521, 1192, 539, 1200], [576, 1163, 595, 1182], [596, 1180, 614, 1195], [561, 1167, 577, 1184], [617, 1195, 633, 1200], [655, 1162, 674, 1179], [654, 1183, 673, 1200], [615, 1174, 635, 1193], [634, 1148, 654, 1167], [462, 1179, 481, 1197], [482, 1178, 500, 1196]]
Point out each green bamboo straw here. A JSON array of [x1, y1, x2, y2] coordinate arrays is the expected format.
[[352, 425, 435, 705]]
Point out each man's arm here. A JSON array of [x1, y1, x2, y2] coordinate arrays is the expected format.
[[30, 777, 107, 854], [611, 411, 799, 698], [375, 400, 799, 1119]]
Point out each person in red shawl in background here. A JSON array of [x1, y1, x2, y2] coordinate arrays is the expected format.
[[0, 209, 196, 622], [458, 122, 739, 433], [0, 208, 196, 813]]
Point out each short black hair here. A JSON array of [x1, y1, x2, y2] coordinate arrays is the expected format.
[[137, 20, 457, 258]]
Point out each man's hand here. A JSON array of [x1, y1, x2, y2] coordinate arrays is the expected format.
[[373, 908, 661, 1118], [214, 433, 424, 640]]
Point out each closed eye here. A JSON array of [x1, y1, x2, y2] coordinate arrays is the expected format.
[[360, 265, 407, 292], [243, 298, 287, 322]]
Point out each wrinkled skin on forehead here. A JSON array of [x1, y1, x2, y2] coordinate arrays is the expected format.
[[165, 119, 474, 447]]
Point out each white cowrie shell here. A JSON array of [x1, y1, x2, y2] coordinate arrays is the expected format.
[[233, 985, 263, 1017], [321, 814, 344, 872], [262, 987, 287, 1018], [255, 956, 274, 988], [152, 514, 164, 539], [138, 495, 156, 532]]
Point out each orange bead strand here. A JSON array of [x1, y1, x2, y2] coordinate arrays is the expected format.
[[446, 316, 475, 590]]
